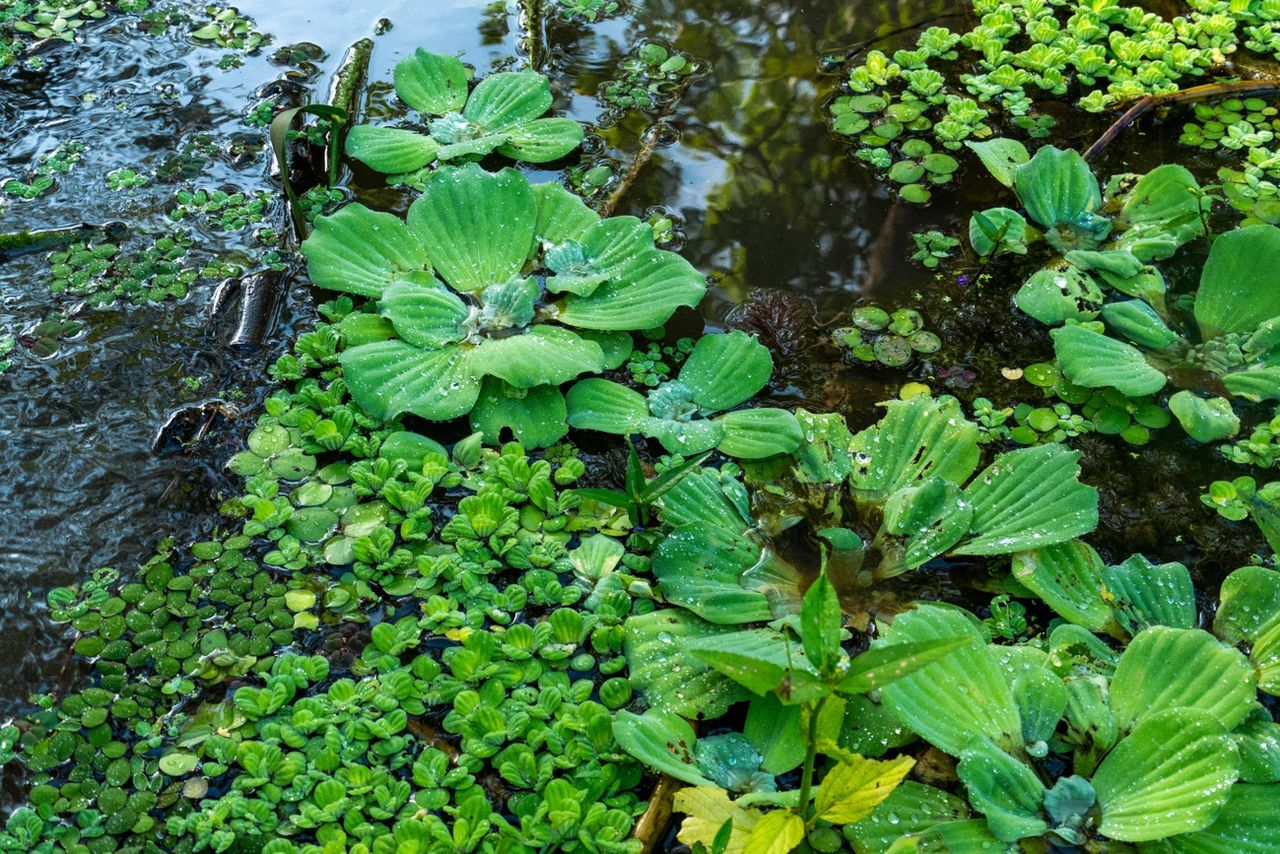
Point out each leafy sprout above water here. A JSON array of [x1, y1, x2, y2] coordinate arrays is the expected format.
[[344, 48, 583, 182]]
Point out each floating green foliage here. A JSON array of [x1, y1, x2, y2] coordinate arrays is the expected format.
[[2, 140, 85, 199], [834, 304, 941, 367], [47, 233, 198, 306], [598, 41, 700, 114]]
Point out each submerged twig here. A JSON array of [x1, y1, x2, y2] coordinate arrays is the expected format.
[[1084, 78, 1280, 161], [519, 0, 547, 71], [632, 773, 679, 853], [0, 221, 125, 260], [600, 75, 695, 217], [328, 39, 374, 142], [230, 266, 291, 351]]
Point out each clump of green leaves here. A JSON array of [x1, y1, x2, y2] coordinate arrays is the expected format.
[[2, 140, 85, 199], [555, 0, 622, 22], [599, 41, 699, 113], [567, 331, 803, 458], [910, 228, 959, 268], [834, 304, 941, 367], [169, 187, 273, 230], [1222, 406, 1280, 467], [344, 48, 583, 184], [625, 335, 694, 387], [47, 233, 198, 306], [105, 167, 148, 191], [188, 4, 267, 50], [1183, 96, 1280, 227]]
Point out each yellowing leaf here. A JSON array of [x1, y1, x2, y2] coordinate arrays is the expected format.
[[743, 810, 805, 854], [815, 754, 915, 824], [674, 786, 763, 854]]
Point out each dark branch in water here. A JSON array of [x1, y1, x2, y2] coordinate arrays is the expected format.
[[601, 75, 696, 217], [1085, 78, 1280, 161]]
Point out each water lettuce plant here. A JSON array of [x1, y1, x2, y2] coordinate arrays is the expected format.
[[344, 48, 583, 180], [846, 595, 1280, 850], [566, 331, 803, 458], [300, 163, 706, 446]]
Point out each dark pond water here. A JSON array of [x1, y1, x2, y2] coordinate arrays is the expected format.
[[0, 0, 1258, 719]]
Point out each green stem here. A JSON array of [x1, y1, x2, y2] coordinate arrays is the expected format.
[[796, 696, 827, 825]]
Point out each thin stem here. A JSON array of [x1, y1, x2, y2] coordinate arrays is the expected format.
[[1084, 78, 1280, 161], [796, 696, 828, 825]]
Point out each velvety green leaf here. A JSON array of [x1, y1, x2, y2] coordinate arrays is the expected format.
[[379, 276, 469, 347], [1102, 299, 1183, 350], [1234, 709, 1280, 784], [463, 70, 552, 131], [1170, 391, 1240, 443], [844, 782, 972, 854], [686, 629, 820, 701], [659, 468, 753, 531], [717, 408, 804, 459], [393, 49, 468, 115], [301, 203, 429, 298], [498, 117, 583, 163], [1051, 324, 1167, 395], [744, 695, 806, 775], [743, 810, 804, 854], [534, 181, 599, 243], [556, 238, 706, 330], [407, 164, 536, 292], [881, 476, 974, 570], [849, 395, 981, 501], [1154, 783, 1280, 853], [340, 340, 480, 421], [1013, 665, 1068, 746], [566, 378, 648, 433], [1015, 264, 1103, 324], [1011, 540, 1111, 631], [879, 605, 1024, 756], [956, 738, 1047, 841], [338, 312, 397, 345], [652, 523, 776, 625], [643, 416, 725, 456], [625, 609, 750, 719], [1093, 708, 1240, 842], [1065, 248, 1144, 277], [469, 326, 605, 388], [1113, 164, 1206, 261], [547, 217, 681, 298], [670, 331, 773, 411], [612, 710, 717, 787], [966, 138, 1029, 188], [1110, 627, 1256, 732], [956, 444, 1098, 556], [1214, 566, 1280, 695], [1103, 555, 1196, 634], [468, 378, 568, 449], [1196, 225, 1280, 338], [1014, 145, 1102, 230], [1222, 368, 1280, 402], [344, 125, 439, 173]]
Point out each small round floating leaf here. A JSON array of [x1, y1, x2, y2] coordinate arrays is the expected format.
[[873, 335, 912, 366], [899, 184, 931, 204], [851, 306, 890, 331], [286, 508, 339, 543], [909, 331, 940, 353], [888, 160, 925, 184], [248, 424, 290, 456], [922, 152, 958, 174], [379, 432, 448, 469], [158, 752, 199, 777]]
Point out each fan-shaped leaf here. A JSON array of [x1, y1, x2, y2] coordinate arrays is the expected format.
[[956, 444, 1098, 556], [1052, 324, 1167, 395], [565, 378, 648, 433], [1011, 540, 1111, 631], [1110, 627, 1256, 732], [463, 70, 553, 131], [1015, 264, 1103, 324], [469, 325, 605, 388], [1114, 164, 1207, 261], [843, 782, 972, 854], [717, 408, 804, 459], [625, 609, 749, 719], [1157, 783, 1280, 853], [1093, 708, 1240, 842], [557, 243, 705, 330], [652, 523, 776, 625], [1103, 555, 1196, 635], [468, 378, 567, 448], [534, 182, 599, 243], [393, 49, 468, 115], [612, 710, 717, 788], [302, 204, 429, 298], [407, 164, 536, 292], [1196, 225, 1280, 339], [340, 341, 480, 421], [956, 737, 1048, 841], [849, 395, 981, 500], [498, 117, 583, 163], [345, 125, 440, 173], [879, 605, 1024, 756], [677, 332, 774, 411], [379, 277, 470, 347], [1014, 145, 1102, 229], [1215, 566, 1280, 695]]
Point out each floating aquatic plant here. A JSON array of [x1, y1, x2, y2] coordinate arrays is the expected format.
[[566, 331, 803, 458], [834, 304, 941, 367], [300, 163, 705, 446], [344, 48, 583, 181]]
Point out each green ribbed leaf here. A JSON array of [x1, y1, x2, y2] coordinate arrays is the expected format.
[[849, 395, 981, 500], [1113, 164, 1207, 262], [956, 737, 1048, 842], [393, 49, 467, 114], [407, 164, 536, 292], [469, 325, 604, 388], [565, 378, 648, 433], [956, 444, 1098, 556], [624, 609, 749, 719], [652, 523, 775, 625], [612, 710, 717, 788], [679, 331, 773, 411], [1110, 627, 1256, 732], [1103, 555, 1196, 635], [301, 203, 429, 298], [1215, 566, 1280, 695], [1196, 225, 1280, 339], [1156, 783, 1280, 853], [344, 125, 439, 173], [379, 276, 469, 347], [463, 70, 552, 131], [534, 182, 600, 243], [340, 341, 480, 421], [468, 378, 567, 449], [1014, 145, 1102, 230], [1093, 708, 1239, 842], [1011, 540, 1111, 631], [498, 117, 583, 163], [717, 408, 803, 459], [1052, 324, 1167, 395], [879, 605, 1023, 756]]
